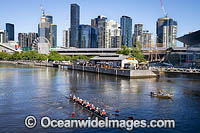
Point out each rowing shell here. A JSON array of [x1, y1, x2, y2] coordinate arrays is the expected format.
[[69, 97, 108, 120]]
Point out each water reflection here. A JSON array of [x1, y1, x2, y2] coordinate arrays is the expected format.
[[0, 64, 200, 133]]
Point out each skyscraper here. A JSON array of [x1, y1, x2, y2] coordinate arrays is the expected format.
[[70, 4, 80, 47], [91, 16, 107, 48], [133, 24, 143, 47], [120, 16, 132, 47], [106, 20, 121, 48], [63, 29, 70, 48], [50, 24, 57, 47], [38, 12, 57, 47], [39, 15, 50, 42], [92, 16, 121, 48], [78, 25, 98, 48], [156, 16, 177, 48], [6, 23, 14, 41]]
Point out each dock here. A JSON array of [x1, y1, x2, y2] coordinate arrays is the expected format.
[[60, 65, 158, 78]]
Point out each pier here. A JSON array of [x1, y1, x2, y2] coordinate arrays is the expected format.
[[60, 65, 158, 78]]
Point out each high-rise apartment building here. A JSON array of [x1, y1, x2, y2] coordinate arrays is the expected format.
[[92, 16, 121, 48], [140, 31, 154, 48], [133, 24, 143, 47], [106, 20, 121, 48], [156, 16, 177, 48], [120, 16, 132, 47], [70, 4, 80, 48], [18, 33, 38, 51], [6, 23, 14, 41], [91, 16, 107, 48]]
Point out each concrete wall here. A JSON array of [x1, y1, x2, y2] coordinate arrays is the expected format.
[[63, 65, 158, 78], [130, 70, 157, 78]]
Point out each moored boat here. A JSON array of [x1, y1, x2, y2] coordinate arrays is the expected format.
[[150, 91, 173, 99]]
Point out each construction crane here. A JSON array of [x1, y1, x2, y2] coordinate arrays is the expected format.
[[160, 0, 168, 17], [40, 4, 45, 16]]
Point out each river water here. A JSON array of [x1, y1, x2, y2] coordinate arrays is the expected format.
[[0, 64, 200, 133]]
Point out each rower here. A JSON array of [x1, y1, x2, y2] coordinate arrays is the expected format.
[[101, 109, 106, 116], [76, 97, 80, 103], [82, 100, 87, 106], [73, 95, 76, 101], [94, 107, 100, 115], [90, 104, 95, 111], [80, 99, 83, 104], [85, 102, 91, 109]]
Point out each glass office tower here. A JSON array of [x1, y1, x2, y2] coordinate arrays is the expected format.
[[70, 4, 80, 48], [50, 24, 57, 47], [6, 23, 14, 41], [78, 25, 98, 48], [120, 16, 132, 47]]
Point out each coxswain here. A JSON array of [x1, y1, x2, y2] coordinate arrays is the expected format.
[[85, 102, 91, 109], [94, 107, 100, 115], [101, 109, 106, 116], [90, 104, 95, 111], [69, 94, 72, 98]]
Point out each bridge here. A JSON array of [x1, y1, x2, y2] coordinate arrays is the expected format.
[[0, 43, 22, 52]]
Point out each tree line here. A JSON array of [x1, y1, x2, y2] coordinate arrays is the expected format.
[[117, 41, 146, 62], [0, 51, 91, 62]]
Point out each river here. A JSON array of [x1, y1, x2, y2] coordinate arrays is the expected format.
[[0, 64, 200, 133]]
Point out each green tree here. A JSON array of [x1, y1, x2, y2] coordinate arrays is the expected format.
[[117, 45, 131, 55], [48, 51, 64, 61], [131, 41, 146, 62], [12, 52, 21, 60], [38, 54, 48, 61], [64, 56, 72, 61]]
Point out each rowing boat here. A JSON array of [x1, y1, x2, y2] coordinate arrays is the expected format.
[[69, 96, 107, 120]]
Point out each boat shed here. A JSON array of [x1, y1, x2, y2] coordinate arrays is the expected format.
[[90, 55, 138, 69]]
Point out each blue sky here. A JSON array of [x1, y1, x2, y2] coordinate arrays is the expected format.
[[0, 0, 199, 46]]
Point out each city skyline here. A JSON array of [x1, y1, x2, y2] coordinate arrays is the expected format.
[[0, 0, 199, 47]]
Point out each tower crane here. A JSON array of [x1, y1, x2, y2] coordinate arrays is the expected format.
[[160, 0, 168, 17]]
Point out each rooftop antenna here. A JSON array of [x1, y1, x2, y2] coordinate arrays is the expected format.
[[160, 0, 168, 17], [40, 4, 45, 16]]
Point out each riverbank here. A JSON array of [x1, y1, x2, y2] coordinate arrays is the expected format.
[[0, 60, 158, 78]]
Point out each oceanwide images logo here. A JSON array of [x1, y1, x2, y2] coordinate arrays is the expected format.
[[24, 115, 176, 130]]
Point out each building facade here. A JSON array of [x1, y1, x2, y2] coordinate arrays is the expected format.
[[92, 16, 107, 48], [78, 25, 98, 48], [38, 13, 57, 47], [106, 20, 121, 48], [18, 33, 38, 51], [140, 32, 154, 48], [92, 16, 121, 48], [63, 29, 70, 48], [120, 16, 132, 47], [50, 24, 57, 47], [70, 4, 80, 48], [132, 24, 143, 47], [0, 30, 6, 43], [156, 16, 177, 48], [6, 23, 14, 41]]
